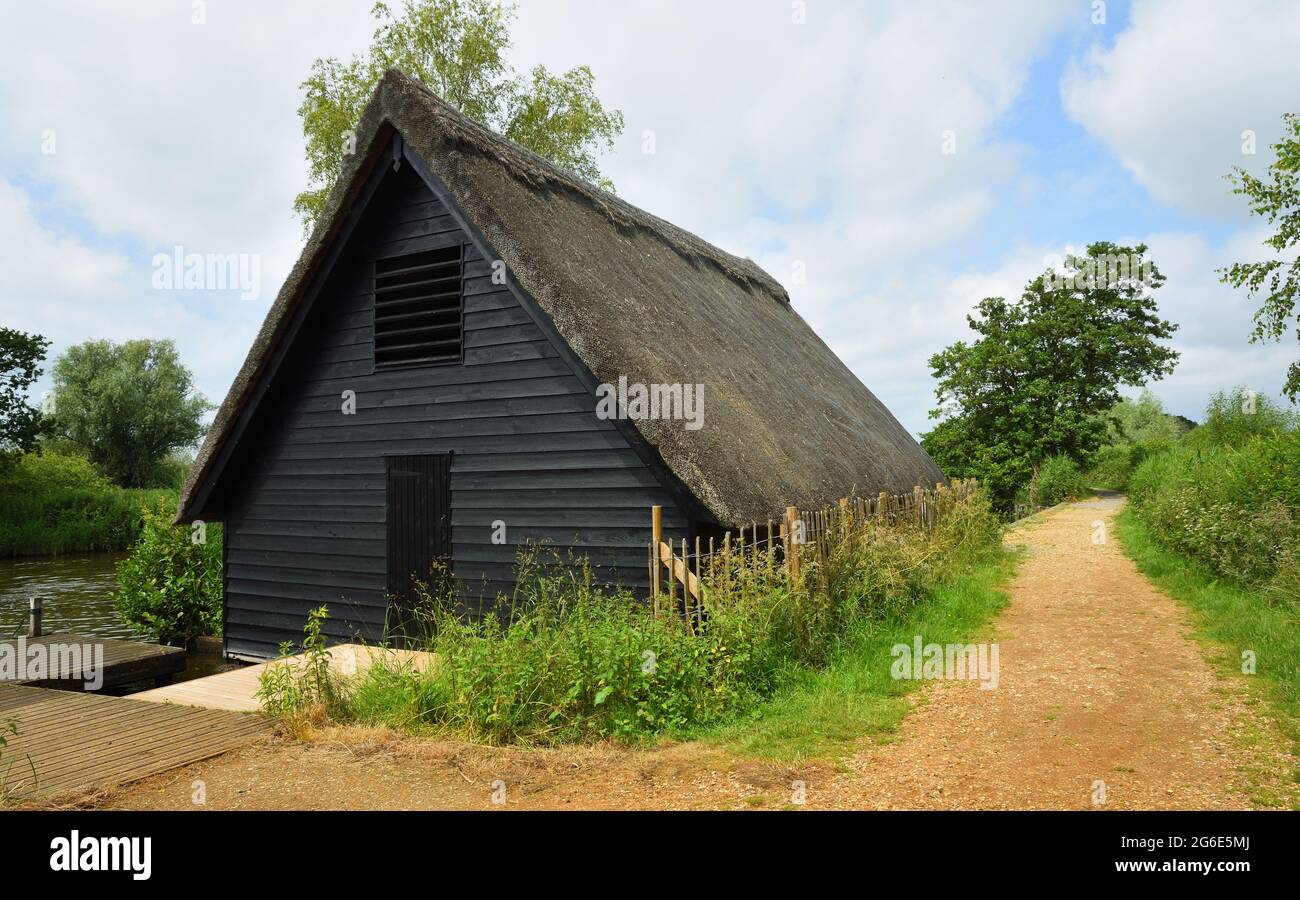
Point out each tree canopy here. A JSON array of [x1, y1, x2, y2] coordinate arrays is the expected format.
[[46, 339, 212, 488], [0, 326, 50, 462], [295, 0, 624, 228], [1102, 388, 1191, 445], [921, 242, 1180, 506], [1221, 112, 1300, 402]]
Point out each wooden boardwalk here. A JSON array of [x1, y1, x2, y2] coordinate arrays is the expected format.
[[133, 643, 437, 712], [0, 634, 186, 691], [0, 684, 271, 801]]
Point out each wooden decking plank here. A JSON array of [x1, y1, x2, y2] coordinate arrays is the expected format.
[[0, 684, 51, 712], [9, 701, 260, 768], [1, 685, 273, 800], [24, 729, 268, 795], [11, 707, 238, 771], [12, 724, 269, 797], [0, 634, 186, 691], [34, 723, 270, 789]]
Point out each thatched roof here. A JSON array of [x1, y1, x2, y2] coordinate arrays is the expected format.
[[179, 69, 943, 527]]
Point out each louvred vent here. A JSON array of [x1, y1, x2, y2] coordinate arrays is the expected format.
[[374, 246, 463, 369]]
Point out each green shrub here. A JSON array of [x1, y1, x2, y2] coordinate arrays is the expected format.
[[111, 500, 222, 644], [1086, 444, 1134, 491], [0, 451, 175, 556], [1023, 454, 1087, 508], [1086, 439, 1170, 492], [1128, 397, 1299, 586], [290, 486, 1004, 745]]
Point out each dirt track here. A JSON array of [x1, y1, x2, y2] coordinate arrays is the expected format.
[[87, 497, 1293, 811]]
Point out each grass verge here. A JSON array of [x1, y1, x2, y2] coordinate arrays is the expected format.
[[1116, 507, 1299, 806], [697, 546, 1016, 762], [0, 452, 175, 556]]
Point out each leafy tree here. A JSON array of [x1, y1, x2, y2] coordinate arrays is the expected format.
[[921, 242, 1180, 507], [47, 339, 212, 487], [1102, 388, 1190, 445], [1221, 112, 1300, 402], [0, 327, 50, 462], [295, 0, 625, 227]]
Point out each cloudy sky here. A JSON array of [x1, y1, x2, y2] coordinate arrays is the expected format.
[[1, 0, 1296, 438]]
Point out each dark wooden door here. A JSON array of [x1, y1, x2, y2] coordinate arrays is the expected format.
[[385, 453, 451, 640]]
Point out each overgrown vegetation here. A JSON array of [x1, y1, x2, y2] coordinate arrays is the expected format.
[[0, 451, 174, 556], [1127, 389, 1298, 589], [1020, 453, 1088, 508], [257, 606, 340, 721], [259, 487, 1005, 749], [111, 499, 223, 645], [703, 548, 1014, 761]]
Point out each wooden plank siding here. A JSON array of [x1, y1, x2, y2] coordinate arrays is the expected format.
[[216, 164, 689, 659]]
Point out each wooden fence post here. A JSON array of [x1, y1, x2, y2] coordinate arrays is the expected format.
[[650, 505, 662, 615], [785, 505, 800, 581]]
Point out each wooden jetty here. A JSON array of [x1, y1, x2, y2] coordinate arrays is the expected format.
[[0, 634, 186, 691], [134, 643, 437, 712], [0, 683, 271, 802]]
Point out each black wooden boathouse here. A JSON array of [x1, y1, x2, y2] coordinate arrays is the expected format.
[[177, 70, 944, 660]]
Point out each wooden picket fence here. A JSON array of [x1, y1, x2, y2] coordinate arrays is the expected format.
[[647, 479, 977, 629]]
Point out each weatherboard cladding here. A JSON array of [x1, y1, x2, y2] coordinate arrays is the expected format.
[[218, 164, 689, 659]]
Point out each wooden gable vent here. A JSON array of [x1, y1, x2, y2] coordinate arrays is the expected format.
[[373, 245, 464, 369]]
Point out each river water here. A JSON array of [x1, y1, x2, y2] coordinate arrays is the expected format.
[[0, 553, 246, 687], [0, 553, 146, 640]]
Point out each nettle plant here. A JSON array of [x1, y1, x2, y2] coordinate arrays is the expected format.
[[256, 606, 343, 721]]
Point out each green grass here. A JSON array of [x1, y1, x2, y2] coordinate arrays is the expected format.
[[1116, 507, 1300, 805], [265, 487, 1011, 751], [697, 547, 1016, 762]]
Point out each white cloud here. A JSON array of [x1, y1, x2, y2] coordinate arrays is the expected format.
[[10, 0, 1288, 447], [0, 177, 262, 410], [1061, 0, 1300, 218], [0, 0, 1083, 434], [506, 0, 1080, 433], [0, 1, 377, 293]]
